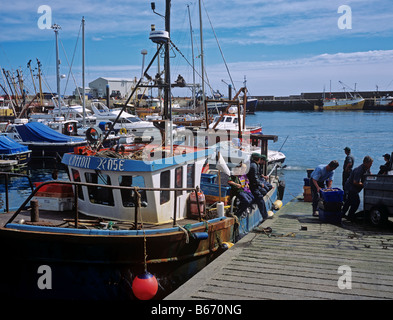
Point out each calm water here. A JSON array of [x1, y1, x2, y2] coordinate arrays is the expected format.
[[1, 110, 393, 211]]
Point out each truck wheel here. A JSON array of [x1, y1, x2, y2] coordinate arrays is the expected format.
[[369, 206, 388, 227]]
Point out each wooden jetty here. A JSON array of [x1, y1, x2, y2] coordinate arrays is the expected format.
[[166, 196, 393, 300]]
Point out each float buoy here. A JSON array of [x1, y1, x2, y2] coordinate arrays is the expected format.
[[119, 127, 127, 135], [273, 200, 283, 210], [267, 210, 274, 217], [132, 271, 158, 300], [221, 242, 234, 250]]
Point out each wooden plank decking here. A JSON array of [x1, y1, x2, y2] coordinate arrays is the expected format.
[[165, 196, 393, 300]]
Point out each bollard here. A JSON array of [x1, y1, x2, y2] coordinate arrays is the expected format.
[[30, 199, 39, 222]]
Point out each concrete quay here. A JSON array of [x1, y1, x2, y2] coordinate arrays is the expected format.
[[165, 196, 393, 300]]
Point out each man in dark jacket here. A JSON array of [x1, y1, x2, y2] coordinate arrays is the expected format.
[[342, 155, 373, 221], [247, 153, 268, 220], [342, 147, 354, 189]]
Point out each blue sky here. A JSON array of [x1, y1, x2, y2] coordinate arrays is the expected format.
[[1, 0, 393, 97]]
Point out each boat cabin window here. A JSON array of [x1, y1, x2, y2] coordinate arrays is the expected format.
[[85, 172, 114, 206], [233, 118, 238, 124], [119, 175, 147, 207], [187, 163, 195, 188], [175, 167, 183, 197], [71, 169, 84, 200], [160, 170, 170, 204], [124, 117, 142, 123], [225, 117, 233, 123], [213, 116, 224, 123]]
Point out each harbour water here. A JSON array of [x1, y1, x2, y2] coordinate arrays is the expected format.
[[1, 110, 393, 211], [251, 110, 393, 208]]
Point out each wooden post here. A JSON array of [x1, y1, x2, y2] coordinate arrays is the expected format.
[[30, 199, 39, 222]]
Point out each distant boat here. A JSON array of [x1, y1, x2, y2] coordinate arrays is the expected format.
[[370, 95, 393, 110], [28, 98, 97, 127], [315, 81, 365, 110], [315, 97, 365, 110], [0, 135, 31, 167], [4, 120, 86, 160], [90, 100, 159, 137], [208, 106, 262, 134]]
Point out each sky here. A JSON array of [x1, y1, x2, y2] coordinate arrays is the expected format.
[[1, 0, 393, 97]]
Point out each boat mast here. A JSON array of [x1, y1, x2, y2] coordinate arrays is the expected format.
[[51, 23, 62, 109], [163, 0, 171, 121], [82, 17, 86, 127], [198, 0, 207, 127], [187, 4, 196, 111]]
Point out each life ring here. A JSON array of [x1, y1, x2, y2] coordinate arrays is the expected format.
[[119, 128, 127, 135], [67, 124, 74, 134]]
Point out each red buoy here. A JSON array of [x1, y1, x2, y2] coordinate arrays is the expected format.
[[132, 272, 158, 300]]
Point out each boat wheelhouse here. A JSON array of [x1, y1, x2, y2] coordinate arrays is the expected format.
[[62, 143, 214, 224]]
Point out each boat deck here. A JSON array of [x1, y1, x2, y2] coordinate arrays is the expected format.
[[165, 196, 393, 300]]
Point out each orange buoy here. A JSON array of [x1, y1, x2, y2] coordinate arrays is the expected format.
[[132, 272, 158, 300]]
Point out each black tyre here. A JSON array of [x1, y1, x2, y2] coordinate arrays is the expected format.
[[369, 206, 388, 227]]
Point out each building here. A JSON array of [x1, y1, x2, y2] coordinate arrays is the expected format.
[[73, 87, 91, 97], [88, 77, 138, 99]]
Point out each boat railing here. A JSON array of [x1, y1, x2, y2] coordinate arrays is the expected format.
[[0, 171, 34, 213], [1, 177, 205, 229]]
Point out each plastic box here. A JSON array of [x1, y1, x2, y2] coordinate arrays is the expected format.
[[200, 183, 231, 197], [319, 188, 344, 202], [201, 173, 217, 184], [319, 209, 342, 224]]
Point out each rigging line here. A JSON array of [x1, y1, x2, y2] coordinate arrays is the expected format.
[[202, 0, 236, 92], [170, 39, 214, 95]]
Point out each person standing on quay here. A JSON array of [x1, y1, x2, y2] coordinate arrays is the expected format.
[[310, 160, 340, 216], [247, 153, 268, 220], [342, 147, 354, 189], [342, 155, 373, 221]]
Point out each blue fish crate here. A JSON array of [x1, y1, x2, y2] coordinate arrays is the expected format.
[[319, 209, 342, 224], [319, 188, 344, 202], [201, 173, 217, 184], [200, 183, 231, 197]]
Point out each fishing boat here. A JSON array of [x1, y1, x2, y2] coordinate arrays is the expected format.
[[314, 81, 365, 111], [0, 135, 31, 167], [208, 106, 262, 134], [0, 2, 283, 300], [315, 97, 365, 110], [212, 139, 286, 168]]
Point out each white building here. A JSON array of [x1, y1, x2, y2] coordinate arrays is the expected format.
[[88, 77, 138, 99]]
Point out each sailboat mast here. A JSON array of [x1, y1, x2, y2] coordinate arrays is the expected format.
[[52, 23, 61, 109], [187, 4, 196, 110], [198, 0, 207, 127], [164, 0, 171, 120], [82, 17, 86, 127]]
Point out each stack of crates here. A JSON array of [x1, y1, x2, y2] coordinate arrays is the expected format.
[[303, 169, 314, 202], [318, 188, 344, 224], [200, 173, 231, 205]]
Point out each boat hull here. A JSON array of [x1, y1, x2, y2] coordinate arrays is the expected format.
[[0, 216, 235, 299], [0, 150, 31, 167]]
